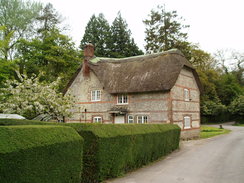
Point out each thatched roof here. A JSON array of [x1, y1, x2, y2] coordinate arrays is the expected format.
[[64, 49, 202, 94]]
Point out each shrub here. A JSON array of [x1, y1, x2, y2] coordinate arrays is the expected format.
[[0, 74, 75, 120], [66, 123, 180, 183], [201, 100, 229, 123], [0, 125, 83, 183], [228, 95, 244, 123]]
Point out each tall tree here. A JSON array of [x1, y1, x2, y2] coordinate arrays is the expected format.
[[15, 2, 81, 90], [0, 0, 42, 60], [110, 12, 143, 58], [16, 29, 82, 90], [143, 5, 189, 53], [80, 13, 111, 57], [36, 3, 62, 34]]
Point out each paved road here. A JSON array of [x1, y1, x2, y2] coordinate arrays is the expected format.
[[106, 125, 244, 183]]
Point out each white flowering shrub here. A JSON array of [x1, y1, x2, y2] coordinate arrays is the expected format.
[[0, 74, 75, 120]]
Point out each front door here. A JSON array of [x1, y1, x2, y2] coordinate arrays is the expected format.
[[114, 115, 125, 124]]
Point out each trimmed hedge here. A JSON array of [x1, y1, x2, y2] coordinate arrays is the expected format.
[[0, 119, 181, 183], [0, 118, 57, 126], [0, 125, 83, 183], [66, 123, 180, 183]]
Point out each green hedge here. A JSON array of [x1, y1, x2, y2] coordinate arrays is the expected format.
[[0, 118, 57, 126], [0, 125, 83, 183], [0, 119, 181, 183], [66, 123, 180, 183]]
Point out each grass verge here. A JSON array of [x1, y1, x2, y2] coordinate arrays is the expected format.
[[200, 126, 231, 139], [234, 124, 244, 126]]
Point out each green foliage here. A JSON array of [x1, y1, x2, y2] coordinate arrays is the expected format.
[[189, 47, 216, 70], [200, 126, 230, 138], [198, 69, 220, 102], [36, 3, 61, 33], [0, 119, 181, 182], [109, 12, 143, 58], [216, 73, 244, 105], [143, 5, 189, 53], [0, 125, 83, 183], [16, 29, 82, 89], [66, 123, 180, 183], [0, 118, 57, 126], [80, 14, 111, 57], [81, 12, 143, 58], [201, 100, 227, 116], [0, 59, 15, 88], [0, 0, 42, 60], [200, 100, 230, 123], [228, 95, 244, 123]]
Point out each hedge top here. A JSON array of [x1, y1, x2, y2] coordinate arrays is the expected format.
[[0, 118, 57, 126], [66, 123, 180, 138], [0, 118, 180, 138], [0, 125, 82, 153]]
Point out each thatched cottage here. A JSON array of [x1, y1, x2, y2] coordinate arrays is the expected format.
[[64, 44, 202, 139]]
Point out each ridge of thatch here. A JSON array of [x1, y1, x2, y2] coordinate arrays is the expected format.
[[88, 49, 201, 94], [64, 49, 202, 94]]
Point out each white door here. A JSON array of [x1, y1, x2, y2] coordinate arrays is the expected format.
[[114, 116, 125, 124]]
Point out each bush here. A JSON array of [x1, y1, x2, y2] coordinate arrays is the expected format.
[[228, 95, 244, 123], [0, 125, 83, 183], [66, 123, 180, 183], [201, 100, 230, 123]]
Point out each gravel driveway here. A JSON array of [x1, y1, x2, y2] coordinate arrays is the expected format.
[[106, 124, 244, 183]]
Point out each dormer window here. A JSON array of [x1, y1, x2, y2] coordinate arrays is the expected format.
[[91, 90, 101, 101], [117, 94, 128, 104], [184, 88, 190, 101]]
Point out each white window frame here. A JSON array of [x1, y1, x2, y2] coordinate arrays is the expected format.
[[93, 116, 102, 123], [183, 116, 191, 129], [184, 88, 190, 101], [91, 90, 101, 101], [117, 94, 128, 104], [137, 115, 148, 124], [128, 115, 134, 123]]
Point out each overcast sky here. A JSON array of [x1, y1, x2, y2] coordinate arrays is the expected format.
[[36, 0, 244, 54]]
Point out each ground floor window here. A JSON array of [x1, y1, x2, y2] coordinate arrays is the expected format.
[[127, 115, 134, 123], [93, 116, 102, 123], [137, 116, 148, 124], [184, 116, 191, 129]]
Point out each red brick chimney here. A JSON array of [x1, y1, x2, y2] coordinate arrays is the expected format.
[[83, 44, 94, 77]]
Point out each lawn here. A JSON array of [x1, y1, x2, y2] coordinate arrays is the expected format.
[[200, 126, 231, 139]]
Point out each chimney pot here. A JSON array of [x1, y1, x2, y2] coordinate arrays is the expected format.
[[84, 43, 94, 59]]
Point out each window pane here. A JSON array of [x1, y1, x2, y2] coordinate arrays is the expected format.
[[118, 95, 122, 103], [123, 95, 128, 103], [137, 116, 143, 123], [91, 91, 96, 101], [143, 116, 148, 123], [128, 115, 134, 123], [96, 90, 101, 100]]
